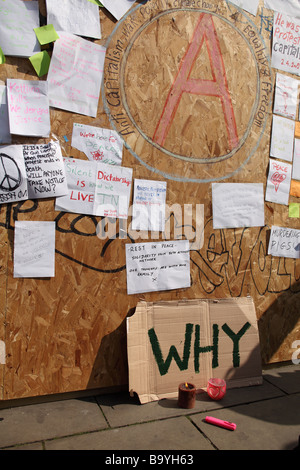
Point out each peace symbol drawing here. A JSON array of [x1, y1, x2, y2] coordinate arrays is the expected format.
[[102, 0, 273, 182], [0, 153, 22, 192]]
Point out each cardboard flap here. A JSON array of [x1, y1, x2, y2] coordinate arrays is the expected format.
[[127, 297, 262, 403]]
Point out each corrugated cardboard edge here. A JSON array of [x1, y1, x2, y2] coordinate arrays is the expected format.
[[127, 297, 262, 403]]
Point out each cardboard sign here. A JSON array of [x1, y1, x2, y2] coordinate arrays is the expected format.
[[127, 298, 262, 404]]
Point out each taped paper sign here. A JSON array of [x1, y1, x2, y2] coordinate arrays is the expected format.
[[132, 179, 167, 232], [100, 0, 136, 21], [264, 0, 300, 18], [125, 240, 190, 295], [7, 79, 50, 137], [273, 73, 299, 120], [23, 142, 68, 199], [127, 298, 262, 403], [47, 32, 106, 117], [55, 158, 132, 218], [271, 11, 300, 76], [228, 0, 259, 16], [0, 145, 28, 205], [13, 221, 56, 278], [265, 159, 292, 205], [212, 183, 264, 229], [0, 341, 5, 364], [0, 0, 40, 58], [270, 114, 295, 162], [71, 123, 123, 165], [46, 0, 101, 39], [292, 138, 300, 180], [268, 225, 300, 258]]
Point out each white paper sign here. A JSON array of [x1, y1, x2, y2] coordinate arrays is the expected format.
[[46, 0, 101, 39], [292, 138, 300, 180], [94, 163, 132, 219], [55, 159, 132, 218], [0, 0, 40, 57], [132, 179, 167, 231], [268, 225, 300, 259], [228, 0, 259, 16], [0, 145, 28, 205], [7, 79, 50, 137], [125, 240, 190, 295], [47, 32, 106, 117], [265, 159, 292, 205], [14, 221, 56, 278], [71, 123, 123, 165], [100, 0, 136, 21], [212, 183, 264, 229], [23, 142, 68, 199], [270, 114, 295, 162], [273, 73, 299, 119], [271, 12, 300, 76], [0, 86, 11, 144], [264, 0, 300, 18]]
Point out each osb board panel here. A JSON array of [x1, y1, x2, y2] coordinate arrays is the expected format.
[[0, 0, 299, 401]]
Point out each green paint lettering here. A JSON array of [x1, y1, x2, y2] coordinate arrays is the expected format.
[[194, 323, 219, 372], [222, 322, 251, 367]]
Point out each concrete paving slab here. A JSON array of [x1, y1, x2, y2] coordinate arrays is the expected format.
[[96, 379, 283, 427], [263, 364, 300, 394], [44, 416, 214, 450], [190, 393, 300, 450], [0, 397, 108, 448]]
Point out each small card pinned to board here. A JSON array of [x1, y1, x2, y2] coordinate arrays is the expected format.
[[127, 298, 262, 404]]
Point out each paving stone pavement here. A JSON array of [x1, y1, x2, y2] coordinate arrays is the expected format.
[[0, 364, 299, 453]]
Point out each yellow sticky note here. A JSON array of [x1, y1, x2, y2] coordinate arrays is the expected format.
[[0, 46, 5, 65], [29, 50, 51, 77], [289, 203, 300, 218]]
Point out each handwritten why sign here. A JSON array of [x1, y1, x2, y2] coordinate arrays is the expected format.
[[7, 79, 50, 137], [23, 141, 68, 199], [47, 32, 106, 117], [268, 225, 300, 259], [125, 240, 190, 295], [271, 11, 300, 76], [265, 158, 292, 205], [71, 123, 123, 165]]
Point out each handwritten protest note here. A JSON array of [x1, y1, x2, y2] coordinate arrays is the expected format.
[[271, 11, 300, 76], [23, 142, 68, 199], [228, 0, 259, 16], [47, 32, 106, 117], [125, 240, 190, 295], [0, 0, 40, 57], [71, 123, 123, 165], [46, 0, 101, 39], [268, 225, 300, 259], [7, 79, 50, 137], [13, 221, 56, 278], [265, 159, 292, 205], [273, 73, 299, 119], [270, 114, 295, 162], [0, 145, 27, 205], [212, 183, 264, 229], [0, 86, 11, 144], [55, 159, 133, 218], [100, 0, 136, 21], [293, 138, 300, 180], [132, 179, 167, 232]]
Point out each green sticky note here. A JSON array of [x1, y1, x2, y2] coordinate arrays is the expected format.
[[289, 203, 300, 218], [87, 0, 103, 5], [29, 50, 51, 77], [0, 46, 5, 65], [34, 24, 59, 45]]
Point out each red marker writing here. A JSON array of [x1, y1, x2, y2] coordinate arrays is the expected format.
[[205, 416, 236, 431]]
